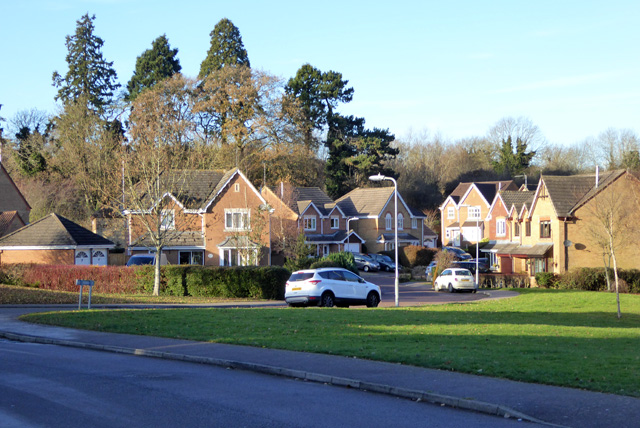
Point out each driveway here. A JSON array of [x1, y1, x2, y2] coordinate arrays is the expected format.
[[359, 271, 501, 307]]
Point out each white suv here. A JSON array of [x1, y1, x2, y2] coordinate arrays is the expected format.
[[285, 268, 382, 308]]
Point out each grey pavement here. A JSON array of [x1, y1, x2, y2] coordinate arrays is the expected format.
[[1, 298, 639, 428]]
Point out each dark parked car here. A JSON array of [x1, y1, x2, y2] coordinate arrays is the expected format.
[[443, 246, 473, 261], [367, 253, 396, 272], [451, 260, 490, 274]]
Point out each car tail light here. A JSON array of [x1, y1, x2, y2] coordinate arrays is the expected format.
[[308, 280, 321, 285]]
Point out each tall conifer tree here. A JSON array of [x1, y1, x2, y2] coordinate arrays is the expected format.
[[126, 35, 181, 101], [199, 18, 250, 78], [52, 14, 120, 114]]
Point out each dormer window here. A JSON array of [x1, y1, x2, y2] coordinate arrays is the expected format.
[[447, 207, 455, 219], [385, 213, 393, 230], [304, 216, 316, 231]]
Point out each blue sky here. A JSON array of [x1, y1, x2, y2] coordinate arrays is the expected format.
[[1, 0, 638, 145]]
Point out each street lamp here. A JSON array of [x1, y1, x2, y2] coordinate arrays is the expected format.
[[346, 217, 359, 253], [459, 204, 480, 287], [369, 173, 399, 307]]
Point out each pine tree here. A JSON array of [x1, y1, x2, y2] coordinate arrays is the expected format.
[[126, 34, 181, 101], [52, 14, 120, 114], [493, 136, 536, 177], [199, 18, 250, 78]]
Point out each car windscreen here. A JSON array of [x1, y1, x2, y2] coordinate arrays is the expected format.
[[289, 272, 315, 282], [127, 256, 154, 266]]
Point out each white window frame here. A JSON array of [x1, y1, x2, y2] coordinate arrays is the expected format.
[[447, 207, 455, 219], [303, 216, 317, 231], [330, 216, 339, 229], [160, 210, 175, 230], [468, 206, 481, 220], [225, 209, 250, 231], [398, 213, 404, 230], [412, 218, 417, 229], [385, 213, 393, 230], [496, 219, 506, 237], [234, 183, 240, 192], [323, 245, 330, 256]]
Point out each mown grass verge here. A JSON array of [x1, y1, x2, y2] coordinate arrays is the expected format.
[[19, 288, 640, 397]]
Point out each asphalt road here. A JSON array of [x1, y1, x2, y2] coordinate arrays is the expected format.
[[0, 338, 540, 428], [360, 271, 487, 307]]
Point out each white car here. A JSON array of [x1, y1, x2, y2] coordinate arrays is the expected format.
[[285, 268, 382, 308], [433, 268, 478, 293]]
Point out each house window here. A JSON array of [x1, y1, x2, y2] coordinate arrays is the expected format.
[[234, 183, 240, 192], [468, 206, 481, 220], [330, 216, 339, 229], [179, 251, 204, 265], [540, 221, 551, 238], [525, 221, 531, 237], [496, 219, 506, 236], [412, 218, 417, 229], [447, 207, 455, 219], [323, 245, 329, 256], [514, 222, 520, 237], [303, 216, 316, 231], [385, 213, 392, 230], [161, 210, 175, 230], [398, 213, 404, 230], [445, 229, 451, 239], [225, 209, 250, 231]]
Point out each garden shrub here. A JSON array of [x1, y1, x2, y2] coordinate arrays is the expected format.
[[310, 251, 358, 274], [402, 246, 437, 268], [15, 264, 140, 293], [480, 274, 531, 288], [535, 272, 558, 288]]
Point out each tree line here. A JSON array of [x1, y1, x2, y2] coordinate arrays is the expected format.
[[0, 14, 639, 228]]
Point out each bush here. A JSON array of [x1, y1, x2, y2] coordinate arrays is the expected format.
[[310, 251, 358, 274], [184, 266, 288, 300], [480, 274, 531, 288], [402, 246, 437, 268], [535, 272, 558, 288], [13, 264, 140, 293]]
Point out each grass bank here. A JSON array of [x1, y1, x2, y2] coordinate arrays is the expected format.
[[20, 288, 640, 397]]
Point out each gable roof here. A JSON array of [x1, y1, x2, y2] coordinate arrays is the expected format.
[[0, 211, 25, 237], [335, 187, 395, 217], [569, 170, 629, 214], [131, 168, 265, 213], [500, 190, 535, 216], [295, 187, 336, 216], [0, 213, 114, 248], [540, 171, 621, 218], [448, 180, 517, 209], [0, 163, 31, 215]]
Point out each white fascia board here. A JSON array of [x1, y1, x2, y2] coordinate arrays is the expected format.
[[459, 183, 490, 208], [439, 195, 456, 211], [301, 202, 325, 218], [0, 246, 76, 250]]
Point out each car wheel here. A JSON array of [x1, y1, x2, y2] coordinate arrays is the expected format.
[[363, 265, 370, 272], [385, 265, 391, 272], [448, 283, 454, 293], [321, 292, 335, 308], [366, 292, 380, 308]]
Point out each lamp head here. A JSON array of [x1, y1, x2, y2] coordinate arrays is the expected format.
[[369, 173, 385, 182]]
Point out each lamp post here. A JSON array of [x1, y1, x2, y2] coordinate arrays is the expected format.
[[369, 173, 399, 307], [460, 204, 480, 287]]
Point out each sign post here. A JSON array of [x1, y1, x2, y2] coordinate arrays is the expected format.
[[76, 280, 95, 309]]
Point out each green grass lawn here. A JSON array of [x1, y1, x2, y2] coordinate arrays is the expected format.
[[20, 288, 640, 397]]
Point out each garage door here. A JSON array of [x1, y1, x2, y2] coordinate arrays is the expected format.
[[344, 243, 360, 253]]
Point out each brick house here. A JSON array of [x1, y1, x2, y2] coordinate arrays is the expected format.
[[334, 187, 427, 254], [0, 162, 31, 237], [0, 213, 114, 265], [261, 184, 365, 259], [482, 190, 535, 272], [481, 169, 640, 276], [439, 181, 517, 247], [126, 168, 272, 266]]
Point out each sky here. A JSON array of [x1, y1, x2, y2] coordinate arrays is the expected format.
[[1, 0, 638, 146]]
